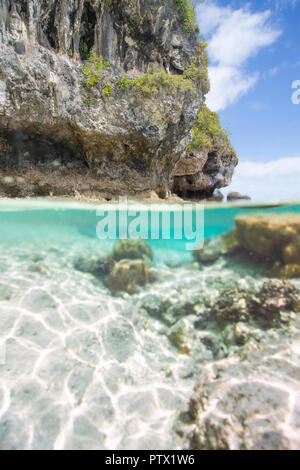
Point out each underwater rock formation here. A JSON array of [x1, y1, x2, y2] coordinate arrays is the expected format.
[[182, 334, 300, 450], [169, 274, 300, 450], [209, 279, 300, 329], [193, 236, 227, 264], [73, 254, 114, 277], [74, 239, 154, 295], [108, 259, 154, 296], [0, 0, 208, 196], [112, 239, 153, 265], [194, 213, 300, 280], [227, 213, 300, 279]]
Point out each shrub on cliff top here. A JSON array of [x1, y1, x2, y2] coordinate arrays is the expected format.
[[191, 104, 237, 157], [133, 67, 195, 96], [81, 51, 113, 104], [174, 0, 202, 34], [81, 51, 111, 89], [184, 59, 209, 95], [81, 45, 209, 104], [81, 58, 201, 102]]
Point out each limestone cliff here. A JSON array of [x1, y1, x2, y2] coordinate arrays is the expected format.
[[0, 0, 235, 198], [171, 104, 238, 199]]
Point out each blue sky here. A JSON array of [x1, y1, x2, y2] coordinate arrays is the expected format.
[[195, 0, 300, 163]]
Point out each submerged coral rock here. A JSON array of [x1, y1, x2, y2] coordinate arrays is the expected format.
[[108, 260, 154, 295], [193, 236, 226, 264], [225, 213, 300, 278], [277, 264, 300, 279], [168, 318, 193, 355], [0, 0, 206, 196], [73, 240, 154, 295], [221, 229, 241, 253], [112, 239, 153, 265], [283, 236, 300, 264], [249, 279, 299, 328], [209, 279, 299, 329], [211, 287, 250, 326], [74, 255, 115, 277], [182, 335, 300, 450]]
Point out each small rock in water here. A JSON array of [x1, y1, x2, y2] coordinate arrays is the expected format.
[[108, 259, 155, 296], [193, 237, 226, 264], [112, 239, 153, 265], [73, 240, 154, 296], [29, 254, 44, 263], [227, 191, 251, 201], [73, 255, 114, 278], [168, 319, 193, 355], [206, 190, 224, 202]]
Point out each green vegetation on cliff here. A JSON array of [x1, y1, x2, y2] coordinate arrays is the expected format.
[[134, 69, 194, 95], [81, 52, 208, 103], [191, 104, 237, 156], [80, 51, 112, 103], [174, 0, 201, 34], [133, 62, 208, 96], [80, 1, 210, 103], [81, 51, 111, 88]]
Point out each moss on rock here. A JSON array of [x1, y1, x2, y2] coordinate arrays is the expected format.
[[174, 0, 200, 35]]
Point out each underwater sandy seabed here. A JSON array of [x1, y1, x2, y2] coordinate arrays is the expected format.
[[0, 200, 300, 450]]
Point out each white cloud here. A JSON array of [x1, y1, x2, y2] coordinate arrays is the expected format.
[[208, 65, 257, 111], [196, 2, 281, 111], [223, 158, 300, 202]]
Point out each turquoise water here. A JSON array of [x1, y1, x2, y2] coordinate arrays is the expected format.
[[0, 200, 299, 255], [0, 199, 300, 450]]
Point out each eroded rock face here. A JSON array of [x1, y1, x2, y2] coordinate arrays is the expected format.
[[171, 144, 238, 199], [0, 0, 204, 195]]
